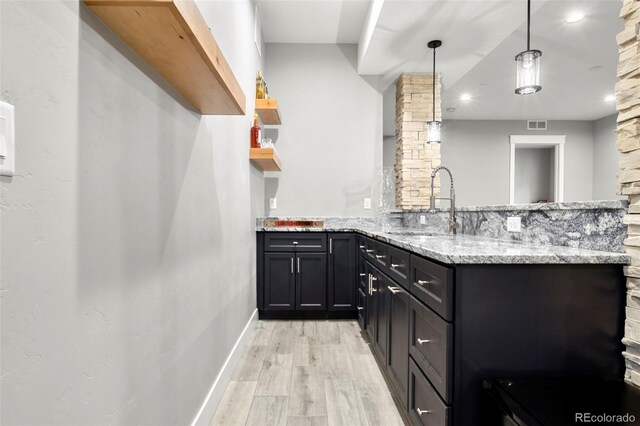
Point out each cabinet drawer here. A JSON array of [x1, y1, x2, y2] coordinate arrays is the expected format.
[[387, 245, 411, 288], [408, 358, 451, 426], [357, 235, 368, 257], [372, 240, 388, 270], [410, 255, 454, 321], [264, 233, 327, 252], [409, 296, 453, 403], [364, 238, 377, 261]]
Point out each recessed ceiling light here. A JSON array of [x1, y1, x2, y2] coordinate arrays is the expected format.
[[605, 94, 616, 102], [566, 11, 584, 23], [460, 94, 472, 101]]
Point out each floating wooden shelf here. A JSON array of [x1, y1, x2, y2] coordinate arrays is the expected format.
[[84, 0, 246, 115], [255, 99, 282, 125], [250, 148, 282, 172]]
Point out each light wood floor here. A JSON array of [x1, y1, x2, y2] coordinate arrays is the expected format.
[[210, 320, 406, 426]]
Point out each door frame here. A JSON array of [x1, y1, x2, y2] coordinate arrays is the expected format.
[[509, 135, 566, 204]]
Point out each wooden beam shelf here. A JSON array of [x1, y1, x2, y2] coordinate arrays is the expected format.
[[84, 0, 246, 115], [250, 148, 282, 172], [255, 99, 282, 125]]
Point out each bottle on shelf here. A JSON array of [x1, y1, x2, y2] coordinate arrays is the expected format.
[[256, 70, 265, 99], [250, 113, 261, 148]]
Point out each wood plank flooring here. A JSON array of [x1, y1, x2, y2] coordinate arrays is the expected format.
[[210, 320, 405, 426]]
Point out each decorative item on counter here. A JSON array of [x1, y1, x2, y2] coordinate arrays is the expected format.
[[250, 113, 261, 148], [261, 137, 274, 148]]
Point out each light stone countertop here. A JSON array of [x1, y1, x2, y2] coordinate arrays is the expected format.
[[256, 224, 629, 265]]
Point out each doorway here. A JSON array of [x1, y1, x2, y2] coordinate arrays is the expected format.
[[509, 135, 566, 204]]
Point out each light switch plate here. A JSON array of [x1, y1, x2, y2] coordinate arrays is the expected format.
[[0, 101, 15, 176], [420, 215, 426, 225], [363, 198, 372, 209], [507, 216, 522, 233], [269, 198, 277, 209]]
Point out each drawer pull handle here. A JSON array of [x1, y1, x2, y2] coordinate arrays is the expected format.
[[391, 263, 401, 268], [359, 245, 365, 249], [417, 338, 433, 345], [417, 279, 431, 286], [371, 277, 378, 281], [359, 273, 366, 277], [371, 288, 377, 293], [292, 241, 298, 245], [357, 307, 364, 311], [375, 255, 385, 259], [416, 408, 433, 416], [366, 249, 374, 253], [388, 286, 401, 294]]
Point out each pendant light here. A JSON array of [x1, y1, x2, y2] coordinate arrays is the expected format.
[[515, 0, 542, 95], [427, 40, 442, 144]]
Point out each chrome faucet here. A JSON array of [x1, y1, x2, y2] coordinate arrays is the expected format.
[[429, 165, 458, 235]]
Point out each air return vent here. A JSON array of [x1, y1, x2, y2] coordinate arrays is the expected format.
[[527, 120, 548, 130]]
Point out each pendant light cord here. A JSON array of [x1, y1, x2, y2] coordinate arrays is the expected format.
[[527, 0, 531, 51], [432, 46, 436, 122]]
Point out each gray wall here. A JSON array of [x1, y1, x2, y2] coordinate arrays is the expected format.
[[264, 43, 383, 216], [514, 148, 552, 204], [593, 114, 624, 200], [440, 120, 596, 206], [1, 1, 263, 424], [383, 136, 395, 169]]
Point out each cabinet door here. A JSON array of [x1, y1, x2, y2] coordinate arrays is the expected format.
[[328, 233, 356, 311], [264, 253, 296, 310], [296, 253, 327, 310], [366, 265, 377, 343], [387, 282, 410, 408], [357, 287, 367, 330], [374, 272, 389, 362]]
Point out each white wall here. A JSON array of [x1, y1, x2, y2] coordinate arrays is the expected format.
[[514, 148, 552, 204], [383, 136, 395, 169], [264, 43, 383, 216], [1, 1, 263, 424], [593, 114, 624, 200], [439, 120, 595, 206]]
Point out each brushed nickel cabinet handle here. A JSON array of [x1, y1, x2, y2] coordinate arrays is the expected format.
[[357, 307, 364, 311], [359, 245, 365, 249], [417, 279, 431, 285], [329, 238, 332, 254], [391, 263, 400, 268], [417, 338, 433, 345], [388, 286, 401, 294], [375, 255, 385, 259], [297, 258, 300, 273], [291, 258, 294, 274], [366, 249, 374, 253], [359, 273, 366, 277], [293, 241, 298, 245], [417, 408, 433, 416], [371, 276, 378, 281]]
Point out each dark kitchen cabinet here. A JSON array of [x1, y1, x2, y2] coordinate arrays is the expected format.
[[258, 232, 356, 319], [367, 267, 388, 362], [264, 252, 296, 310], [328, 233, 356, 310], [296, 253, 327, 310], [387, 282, 410, 408]]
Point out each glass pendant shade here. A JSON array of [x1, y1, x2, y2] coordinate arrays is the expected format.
[[426, 120, 441, 144], [515, 49, 542, 95]]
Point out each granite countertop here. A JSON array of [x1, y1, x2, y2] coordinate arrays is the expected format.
[[392, 199, 629, 213], [256, 224, 629, 265]]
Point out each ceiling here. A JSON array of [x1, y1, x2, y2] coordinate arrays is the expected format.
[[256, 0, 623, 129]]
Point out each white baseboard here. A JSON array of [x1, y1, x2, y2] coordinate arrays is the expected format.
[[191, 308, 258, 426]]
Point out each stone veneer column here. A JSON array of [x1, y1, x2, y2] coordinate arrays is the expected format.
[[395, 74, 441, 209], [617, 0, 640, 388]]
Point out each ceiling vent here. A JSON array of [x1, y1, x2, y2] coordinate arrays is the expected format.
[[527, 120, 547, 131]]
